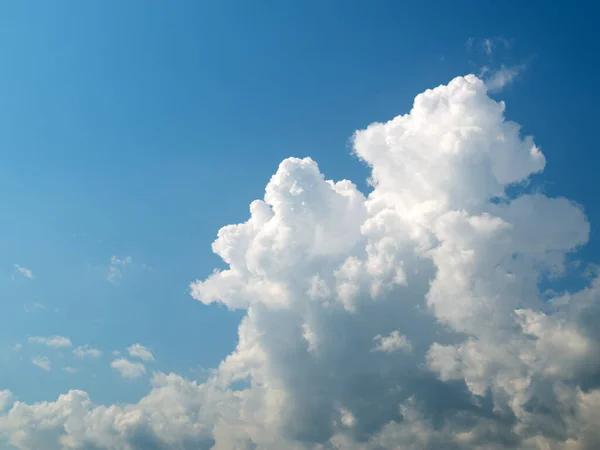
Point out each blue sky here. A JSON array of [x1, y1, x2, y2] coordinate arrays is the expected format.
[[1, 1, 600, 448]]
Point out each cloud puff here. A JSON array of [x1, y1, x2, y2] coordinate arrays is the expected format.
[[28, 335, 72, 349], [12, 264, 33, 280], [110, 358, 146, 379], [483, 63, 527, 92], [73, 345, 102, 359], [107, 256, 132, 283], [127, 344, 154, 362], [372, 330, 412, 354], [31, 356, 51, 372], [1, 75, 599, 449]]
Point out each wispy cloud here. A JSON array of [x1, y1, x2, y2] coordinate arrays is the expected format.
[[110, 358, 146, 379], [466, 36, 527, 93], [64, 367, 80, 374], [467, 36, 513, 56], [28, 335, 72, 349], [73, 345, 102, 359], [127, 344, 154, 362], [483, 38, 493, 56], [107, 256, 132, 284], [31, 356, 51, 372], [12, 264, 33, 280], [23, 303, 46, 313], [483, 63, 527, 92]]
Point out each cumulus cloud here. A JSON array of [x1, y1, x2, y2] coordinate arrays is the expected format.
[[12, 264, 33, 280], [28, 335, 72, 349], [73, 345, 102, 359], [1, 75, 599, 449], [31, 356, 51, 372], [372, 330, 412, 353], [110, 358, 146, 379], [127, 344, 154, 362], [107, 256, 132, 283]]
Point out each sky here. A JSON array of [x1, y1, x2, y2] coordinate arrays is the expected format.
[[0, 1, 600, 449]]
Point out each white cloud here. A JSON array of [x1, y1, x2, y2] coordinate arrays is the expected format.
[[28, 335, 72, 349], [73, 345, 102, 359], [1, 75, 599, 449], [110, 358, 146, 379], [31, 356, 51, 372], [107, 255, 132, 283], [127, 343, 154, 362], [372, 330, 412, 353], [483, 63, 526, 92], [63, 367, 80, 374], [12, 264, 33, 280]]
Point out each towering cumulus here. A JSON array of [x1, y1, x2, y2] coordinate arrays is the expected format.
[[2, 76, 599, 450]]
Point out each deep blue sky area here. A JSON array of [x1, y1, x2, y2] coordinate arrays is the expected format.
[[0, 0, 598, 406]]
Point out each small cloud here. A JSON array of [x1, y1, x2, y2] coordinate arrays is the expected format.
[[73, 345, 102, 359], [107, 256, 132, 284], [28, 335, 72, 349], [24, 303, 46, 313], [483, 38, 493, 56], [468, 36, 513, 56], [112, 350, 121, 356], [64, 366, 80, 374], [127, 344, 154, 362], [110, 358, 146, 379], [339, 408, 357, 428], [372, 331, 412, 354], [466, 37, 474, 51], [12, 343, 23, 352], [31, 356, 51, 371], [13, 264, 33, 280], [483, 63, 526, 92]]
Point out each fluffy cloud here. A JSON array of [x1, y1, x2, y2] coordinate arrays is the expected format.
[[127, 344, 154, 362], [73, 345, 102, 359], [28, 335, 72, 349], [1, 75, 599, 449], [372, 330, 412, 354], [110, 358, 146, 379]]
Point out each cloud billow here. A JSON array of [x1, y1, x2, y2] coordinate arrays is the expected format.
[[1, 75, 599, 449]]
